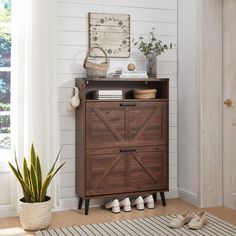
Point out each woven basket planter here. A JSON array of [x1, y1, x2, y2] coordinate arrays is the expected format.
[[19, 196, 52, 231], [83, 47, 109, 78]]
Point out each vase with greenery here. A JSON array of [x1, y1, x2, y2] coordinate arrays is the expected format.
[[133, 28, 173, 77], [8, 144, 65, 230]]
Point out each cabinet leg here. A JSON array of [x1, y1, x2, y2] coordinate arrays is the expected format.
[[160, 192, 166, 206], [85, 199, 90, 215], [152, 192, 157, 202], [78, 197, 83, 210]]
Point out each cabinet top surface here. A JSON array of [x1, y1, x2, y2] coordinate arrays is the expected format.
[[76, 77, 169, 82]]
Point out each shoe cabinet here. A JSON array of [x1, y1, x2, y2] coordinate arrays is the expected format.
[[75, 78, 169, 214]]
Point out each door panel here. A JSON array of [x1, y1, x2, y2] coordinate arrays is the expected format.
[[223, 0, 236, 210], [86, 146, 168, 196], [86, 148, 125, 196], [86, 102, 125, 148], [125, 146, 168, 192], [86, 101, 168, 149], [129, 102, 168, 146]]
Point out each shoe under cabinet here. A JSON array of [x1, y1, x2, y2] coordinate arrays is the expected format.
[[75, 78, 169, 215]]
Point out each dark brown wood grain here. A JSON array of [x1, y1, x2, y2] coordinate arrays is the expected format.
[[75, 78, 169, 213]]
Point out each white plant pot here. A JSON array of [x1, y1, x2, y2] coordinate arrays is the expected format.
[[19, 196, 52, 231]]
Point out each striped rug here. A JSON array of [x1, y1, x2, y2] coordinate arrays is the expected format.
[[36, 213, 236, 236]]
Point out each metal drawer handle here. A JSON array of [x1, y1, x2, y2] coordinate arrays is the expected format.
[[120, 149, 136, 153], [120, 103, 136, 107]]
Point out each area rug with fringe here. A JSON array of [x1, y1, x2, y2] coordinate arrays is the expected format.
[[36, 213, 236, 236]]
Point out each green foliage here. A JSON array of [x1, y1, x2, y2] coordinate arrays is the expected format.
[[0, 114, 10, 133], [0, 73, 10, 105], [0, 0, 11, 23], [0, 102, 10, 111], [133, 28, 173, 57], [8, 144, 65, 203], [0, 27, 11, 67]]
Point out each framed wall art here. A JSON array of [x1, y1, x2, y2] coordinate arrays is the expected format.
[[89, 12, 130, 58]]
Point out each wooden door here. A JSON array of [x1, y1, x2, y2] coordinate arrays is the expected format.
[[86, 148, 125, 196], [223, 0, 236, 210], [86, 102, 125, 149], [124, 146, 168, 192], [128, 102, 168, 146], [86, 146, 168, 196], [86, 101, 167, 148]]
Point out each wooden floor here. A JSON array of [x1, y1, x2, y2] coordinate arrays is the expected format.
[[0, 198, 235, 236]]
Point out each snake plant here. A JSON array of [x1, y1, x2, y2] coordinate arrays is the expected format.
[[8, 144, 65, 203]]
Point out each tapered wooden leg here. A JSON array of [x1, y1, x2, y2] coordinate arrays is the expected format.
[[152, 192, 157, 202], [160, 192, 166, 206], [78, 197, 83, 210], [85, 199, 90, 215]]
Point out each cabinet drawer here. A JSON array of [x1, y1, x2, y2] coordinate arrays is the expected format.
[[86, 101, 168, 149], [86, 148, 125, 196], [85, 146, 168, 196]]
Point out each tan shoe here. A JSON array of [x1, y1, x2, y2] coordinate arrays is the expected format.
[[168, 211, 192, 228], [188, 212, 207, 230]]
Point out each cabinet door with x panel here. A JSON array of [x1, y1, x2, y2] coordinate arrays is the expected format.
[[86, 101, 167, 148], [85, 101, 168, 196], [86, 146, 168, 196]]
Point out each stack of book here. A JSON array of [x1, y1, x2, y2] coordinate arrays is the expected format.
[[93, 90, 123, 100], [108, 70, 148, 79]]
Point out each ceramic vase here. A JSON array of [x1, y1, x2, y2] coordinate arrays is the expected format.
[[146, 55, 157, 78]]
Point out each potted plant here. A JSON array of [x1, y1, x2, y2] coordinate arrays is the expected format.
[[8, 144, 65, 231], [133, 28, 173, 77]]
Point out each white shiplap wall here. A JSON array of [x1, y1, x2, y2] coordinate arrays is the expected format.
[[57, 0, 178, 208]]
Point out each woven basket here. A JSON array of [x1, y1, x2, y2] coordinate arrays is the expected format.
[[19, 196, 52, 230], [83, 47, 109, 78], [133, 89, 157, 99]]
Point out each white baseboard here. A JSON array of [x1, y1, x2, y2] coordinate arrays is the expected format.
[[178, 188, 198, 206], [0, 189, 179, 217], [57, 188, 179, 211], [0, 205, 17, 218]]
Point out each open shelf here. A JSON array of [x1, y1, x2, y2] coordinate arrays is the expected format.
[[76, 77, 169, 100]]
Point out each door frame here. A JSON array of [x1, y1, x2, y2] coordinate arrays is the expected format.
[[197, 0, 223, 208]]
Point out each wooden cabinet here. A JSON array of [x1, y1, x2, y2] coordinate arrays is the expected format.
[[76, 78, 169, 214]]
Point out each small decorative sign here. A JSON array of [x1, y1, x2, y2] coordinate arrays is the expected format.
[[89, 12, 130, 58]]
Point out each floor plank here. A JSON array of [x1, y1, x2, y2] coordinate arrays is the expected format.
[[0, 198, 235, 236]]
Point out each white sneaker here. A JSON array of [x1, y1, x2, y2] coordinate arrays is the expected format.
[[105, 199, 120, 213], [119, 198, 131, 212], [168, 211, 192, 229], [188, 212, 207, 230], [144, 195, 155, 209], [131, 196, 144, 210]]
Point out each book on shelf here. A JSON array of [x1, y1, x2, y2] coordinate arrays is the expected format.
[[108, 70, 148, 78], [93, 90, 123, 100]]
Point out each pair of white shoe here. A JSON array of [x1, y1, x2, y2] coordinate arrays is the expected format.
[[105, 195, 154, 214], [169, 211, 208, 230]]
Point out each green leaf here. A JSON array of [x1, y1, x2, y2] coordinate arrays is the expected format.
[[23, 158, 30, 187], [30, 165, 38, 201], [40, 162, 65, 202], [31, 144, 36, 168], [8, 161, 33, 202], [36, 155, 42, 198], [14, 147, 23, 179], [39, 174, 52, 202], [47, 146, 63, 176]]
